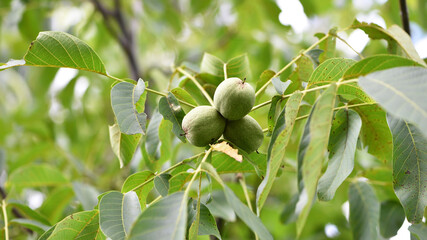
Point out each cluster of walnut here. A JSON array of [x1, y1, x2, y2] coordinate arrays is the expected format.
[[182, 78, 263, 153]]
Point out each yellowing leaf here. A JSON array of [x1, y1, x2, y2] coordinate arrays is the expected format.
[[212, 142, 242, 162]]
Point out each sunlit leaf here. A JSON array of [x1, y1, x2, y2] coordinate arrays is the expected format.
[[349, 181, 380, 240], [10, 218, 50, 234], [387, 115, 427, 223], [308, 58, 355, 87], [128, 192, 187, 240], [201, 53, 250, 81], [43, 210, 105, 240], [257, 91, 303, 212], [317, 109, 361, 201], [39, 186, 74, 223], [159, 92, 186, 142], [0, 32, 108, 74], [351, 101, 392, 163], [315, 28, 336, 63], [296, 84, 337, 236], [7, 200, 51, 225], [359, 66, 427, 136], [266, 95, 282, 136], [256, 70, 275, 93], [211, 152, 266, 175], [351, 20, 426, 66], [109, 123, 142, 168], [99, 191, 141, 239], [121, 171, 155, 209], [111, 78, 147, 135]]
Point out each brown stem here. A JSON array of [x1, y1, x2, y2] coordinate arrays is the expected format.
[[399, 0, 411, 36]]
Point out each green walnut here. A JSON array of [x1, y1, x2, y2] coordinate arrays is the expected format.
[[214, 77, 255, 120], [223, 115, 264, 153], [182, 106, 226, 147]]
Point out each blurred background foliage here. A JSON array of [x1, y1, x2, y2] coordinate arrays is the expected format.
[[0, 0, 426, 239]]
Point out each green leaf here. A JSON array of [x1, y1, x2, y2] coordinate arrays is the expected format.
[[110, 79, 147, 135], [171, 87, 197, 112], [317, 109, 361, 201], [8, 200, 51, 225], [351, 101, 392, 162], [1, 32, 108, 73], [205, 191, 236, 222], [296, 83, 337, 236], [99, 191, 141, 239], [109, 123, 142, 168], [379, 200, 406, 238], [349, 181, 380, 240], [154, 173, 172, 197], [211, 152, 266, 175], [387, 115, 427, 223], [271, 78, 291, 95], [121, 171, 155, 209], [158, 119, 173, 165], [287, 54, 314, 93], [128, 192, 187, 240], [266, 95, 282, 136], [169, 172, 193, 194], [409, 223, 427, 240], [43, 210, 105, 240], [256, 70, 275, 92], [187, 201, 222, 239], [159, 92, 186, 142], [351, 20, 426, 66], [256, 91, 303, 212], [308, 58, 356, 87], [72, 182, 99, 211], [343, 55, 423, 80], [145, 110, 163, 158], [7, 164, 68, 190], [359, 66, 427, 136], [39, 186, 74, 223], [225, 54, 251, 80], [201, 53, 250, 80], [223, 186, 273, 240], [315, 29, 337, 63], [10, 218, 50, 234]]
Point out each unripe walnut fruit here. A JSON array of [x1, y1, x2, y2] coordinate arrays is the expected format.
[[213, 77, 255, 120], [182, 106, 226, 147], [223, 115, 264, 153]]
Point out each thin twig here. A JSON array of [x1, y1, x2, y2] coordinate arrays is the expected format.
[[2, 200, 8, 240], [255, 33, 331, 97], [399, 0, 411, 36], [333, 34, 364, 59], [176, 67, 215, 106]]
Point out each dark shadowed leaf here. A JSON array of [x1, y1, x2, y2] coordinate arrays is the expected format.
[[109, 123, 142, 168], [349, 181, 380, 240], [128, 192, 187, 240], [317, 109, 361, 201], [296, 84, 337, 236], [379, 200, 406, 238], [99, 191, 141, 239], [359, 66, 427, 136], [257, 91, 303, 212], [387, 115, 427, 223], [154, 173, 172, 197], [224, 186, 273, 240], [159, 92, 186, 142], [206, 191, 236, 222]]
